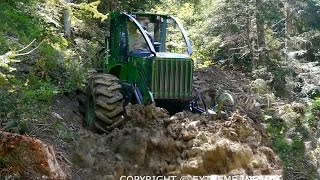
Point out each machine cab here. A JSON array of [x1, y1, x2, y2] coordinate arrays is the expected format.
[[108, 12, 193, 63], [106, 12, 194, 103]]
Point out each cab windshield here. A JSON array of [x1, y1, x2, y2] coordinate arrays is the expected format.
[[127, 14, 190, 55]]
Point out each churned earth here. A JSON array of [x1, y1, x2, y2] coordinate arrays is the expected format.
[[1, 66, 283, 179]]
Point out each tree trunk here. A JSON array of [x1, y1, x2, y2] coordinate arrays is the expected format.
[[285, 0, 294, 55], [246, 16, 254, 69], [244, 1, 254, 70], [64, 0, 72, 40], [284, 0, 294, 100], [255, 0, 266, 67]]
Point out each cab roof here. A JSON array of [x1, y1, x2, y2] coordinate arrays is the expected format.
[[111, 12, 171, 18]]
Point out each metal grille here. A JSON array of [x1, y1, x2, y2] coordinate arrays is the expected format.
[[152, 58, 193, 99]]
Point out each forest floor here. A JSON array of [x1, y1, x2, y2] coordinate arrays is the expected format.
[[24, 66, 284, 179]]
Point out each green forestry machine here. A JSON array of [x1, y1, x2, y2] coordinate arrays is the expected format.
[[82, 12, 230, 132]]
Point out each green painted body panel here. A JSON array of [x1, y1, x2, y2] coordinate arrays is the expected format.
[[104, 12, 194, 104], [105, 56, 193, 103], [151, 56, 193, 99]]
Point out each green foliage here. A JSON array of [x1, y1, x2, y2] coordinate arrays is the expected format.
[[267, 120, 318, 179], [266, 59, 291, 97], [0, 157, 11, 168], [311, 97, 320, 113], [62, 59, 87, 91], [154, 0, 320, 71], [295, 0, 320, 33], [0, 91, 20, 132], [0, 75, 57, 134], [22, 76, 59, 102], [38, 43, 61, 63], [196, 60, 215, 69], [0, 2, 42, 53], [98, 0, 158, 13], [35, 42, 88, 92], [71, 1, 108, 22], [0, 0, 90, 135], [52, 121, 75, 143], [0, 92, 30, 134], [265, 29, 281, 50], [0, 1, 43, 85], [306, 97, 320, 129]]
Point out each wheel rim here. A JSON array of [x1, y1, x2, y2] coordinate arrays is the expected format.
[[87, 94, 95, 127]]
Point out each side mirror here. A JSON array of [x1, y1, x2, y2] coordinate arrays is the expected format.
[[154, 42, 161, 52]]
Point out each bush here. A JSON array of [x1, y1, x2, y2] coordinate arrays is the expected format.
[[0, 1, 42, 54], [0, 90, 30, 134], [307, 97, 320, 129], [0, 74, 59, 134], [266, 58, 292, 97], [267, 120, 318, 179], [35, 42, 88, 92]]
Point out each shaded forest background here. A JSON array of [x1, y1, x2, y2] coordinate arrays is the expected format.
[[0, 0, 320, 179], [2, 0, 320, 97]]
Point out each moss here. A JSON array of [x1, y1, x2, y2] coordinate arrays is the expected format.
[[0, 157, 11, 168]]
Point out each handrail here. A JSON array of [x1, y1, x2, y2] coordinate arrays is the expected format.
[[122, 12, 157, 56], [170, 16, 193, 55]]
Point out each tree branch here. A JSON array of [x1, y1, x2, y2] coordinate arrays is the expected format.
[[16, 39, 36, 53], [15, 41, 43, 57]]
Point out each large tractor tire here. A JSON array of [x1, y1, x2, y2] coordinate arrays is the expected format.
[[85, 74, 125, 133]]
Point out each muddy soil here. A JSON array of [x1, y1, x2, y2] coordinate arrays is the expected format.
[[28, 66, 282, 179], [193, 67, 263, 121]]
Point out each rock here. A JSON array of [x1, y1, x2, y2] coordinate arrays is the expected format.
[[284, 138, 293, 145], [228, 168, 247, 175], [181, 130, 197, 141], [113, 164, 124, 180], [71, 153, 89, 168], [115, 129, 148, 165], [307, 87, 320, 99], [186, 121, 200, 130], [52, 112, 63, 120], [291, 102, 306, 114], [250, 79, 269, 94], [176, 112, 185, 119], [249, 147, 282, 175], [115, 154, 123, 161], [181, 157, 206, 175], [170, 116, 178, 120], [201, 138, 253, 174], [0, 131, 66, 179], [150, 137, 161, 146], [163, 118, 173, 127]]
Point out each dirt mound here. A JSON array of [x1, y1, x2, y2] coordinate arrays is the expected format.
[[72, 104, 282, 178], [22, 67, 282, 179], [194, 67, 263, 121]]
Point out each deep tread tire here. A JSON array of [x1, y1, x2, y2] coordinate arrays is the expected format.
[[77, 93, 86, 117], [85, 74, 125, 132]]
